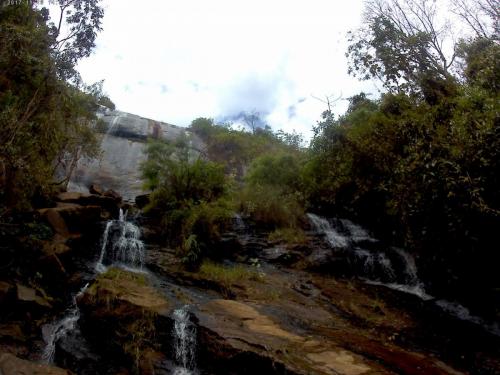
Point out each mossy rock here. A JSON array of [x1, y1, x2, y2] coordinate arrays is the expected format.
[[78, 268, 172, 370]]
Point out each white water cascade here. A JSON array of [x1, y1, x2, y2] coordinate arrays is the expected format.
[[172, 306, 197, 375], [42, 283, 89, 363], [43, 209, 145, 363], [307, 213, 430, 299], [95, 208, 145, 273], [307, 213, 349, 248]]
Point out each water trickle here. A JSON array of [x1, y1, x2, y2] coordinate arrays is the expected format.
[[436, 300, 500, 336], [393, 247, 420, 286], [340, 219, 377, 243], [233, 213, 246, 232], [307, 213, 349, 248], [377, 253, 396, 279], [95, 208, 145, 272], [172, 306, 197, 375], [42, 283, 89, 363]]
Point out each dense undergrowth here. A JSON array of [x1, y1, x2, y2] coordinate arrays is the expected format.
[[141, 1, 499, 309]]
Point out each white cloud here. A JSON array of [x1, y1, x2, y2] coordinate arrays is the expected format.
[[75, 0, 379, 138]]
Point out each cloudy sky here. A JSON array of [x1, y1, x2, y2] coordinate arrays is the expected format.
[[74, 0, 380, 138]]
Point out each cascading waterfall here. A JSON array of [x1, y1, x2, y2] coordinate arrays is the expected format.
[[340, 219, 377, 243], [307, 213, 500, 335], [42, 283, 89, 363], [435, 300, 500, 337], [307, 213, 428, 298], [233, 213, 246, 232], [172, 306, 197, 375], [95, 208, 145, 272], [43, 208, 146, 362], [307, 213, 349, 248]]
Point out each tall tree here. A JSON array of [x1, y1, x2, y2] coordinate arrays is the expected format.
[[0, 1, 104, 209], [347, 0, 459, 100]]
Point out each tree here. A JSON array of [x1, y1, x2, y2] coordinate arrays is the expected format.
[[46, 0, 104, 81], [347, 0, 458, 99], [452, 0, 499, 40], [0, 1, 104, 210]]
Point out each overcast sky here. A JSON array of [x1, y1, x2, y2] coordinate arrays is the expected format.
[[75, 0, 380, 138]]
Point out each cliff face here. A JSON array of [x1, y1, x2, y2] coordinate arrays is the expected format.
[[68, 110, 204, 201]]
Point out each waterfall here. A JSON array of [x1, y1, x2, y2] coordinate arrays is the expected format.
[[233, 213, 246, 232], [340, 219, 377, 243], [307, 213, 432, 299], [307, 213, 349, 248], [42, 283, 89, 363], [393, 247, 420, 285], [435, 300, 500, 337], [95, 208, 145, 272], [43, 208, 145, 362], [172, 306, 197, 375]]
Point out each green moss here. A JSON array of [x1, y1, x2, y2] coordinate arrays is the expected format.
[[100, 267, 147, 285], [268, 227, 307, 245], [199, 261, 263, 289]]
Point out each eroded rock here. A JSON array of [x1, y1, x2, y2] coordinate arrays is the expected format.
[[196, 299, 375, 375], [78, 268, 171, 370], [0, 352, 72, 375], [16, 284, 52, 311], [38, 205, 101, 236]]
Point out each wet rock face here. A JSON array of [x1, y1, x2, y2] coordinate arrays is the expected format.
[[77, 269, 172, 371], [0, 353, 72, 375], [195, 299, 373, 375], [68, 110, 205, 201]]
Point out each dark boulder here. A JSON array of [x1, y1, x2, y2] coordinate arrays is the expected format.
[[88, 184, 103, 196], [135, 194, 150, 209]]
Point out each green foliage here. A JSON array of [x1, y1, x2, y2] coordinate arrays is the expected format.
[[190, 117, 301, 180], [346, 0, 458, 103], [198, 260, 263, 291], [310, 30, 500, 299], [238, 185, 304, 229], [0, 2, 104, 211], [141, 138, 233, 263]]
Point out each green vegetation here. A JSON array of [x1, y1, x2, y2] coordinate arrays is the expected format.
[[141, 136, 233, 263], [143, 0, 499, 303], [0, 1, 106, 211], [142, 118, 308, 262], [198, 260, 263, 288], [308, 0, 500, 299]]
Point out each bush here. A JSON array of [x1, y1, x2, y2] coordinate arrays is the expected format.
[[141, 138, 234, 263], [238, 185, 304, 229]]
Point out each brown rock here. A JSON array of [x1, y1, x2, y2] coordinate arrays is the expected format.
[[0, 281, 13, 305], [135, 194, 150, 209], [103, 189, 122, 203], [0, 352, 72, 375], [38, 205, 101, 234], [78, 268, 171, 365], [42, 209, 70, 237], [89, 184, 104, 195], [56, 192, 118, 216], [0, 323, 25, 343], [16, 284, 52, 309], [196, 299, 375, 375]]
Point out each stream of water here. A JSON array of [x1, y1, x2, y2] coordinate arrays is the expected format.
[[172, 306, 197, 375], [42, 209, 145, 363], [307, 213, 500, 335]]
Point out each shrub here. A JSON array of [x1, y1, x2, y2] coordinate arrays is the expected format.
[[141, 138, 234, 263], [238, 185, 304, 229]]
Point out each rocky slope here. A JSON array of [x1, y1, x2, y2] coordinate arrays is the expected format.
[[67, 110, 205, 201]]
